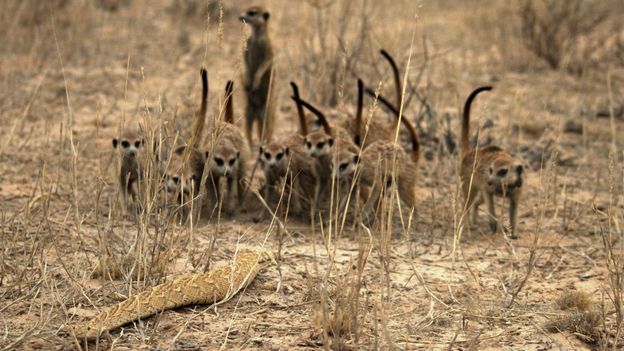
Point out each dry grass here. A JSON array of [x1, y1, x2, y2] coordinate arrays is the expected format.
[[1, 0, 624, 350]]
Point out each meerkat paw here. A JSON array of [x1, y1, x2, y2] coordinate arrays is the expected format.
[[489, 220, 498, 233]]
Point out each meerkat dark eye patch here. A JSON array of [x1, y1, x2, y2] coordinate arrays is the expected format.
[[497, 168, 508, 177], [215, 157, 224, 166], [134, 141, 141, 148], [229, 158, 236, 166], [276, 152, 283, 160], [515, 165, 524, 175], [264, 152, 271, 160], [306, 142, 312, 148], [248, 10, 257, 16], [263, 12, 270, 20], [121, 140, 130, 148], [172, 176, 180, 184], [317, 142, 325, 149], [339, 163, 348, 172]]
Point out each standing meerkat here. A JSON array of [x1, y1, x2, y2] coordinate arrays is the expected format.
[[459, 86, 524, 239], [240, 6, 275, 147], [203, 81, 250, 216], [112, 130, 145, 213]]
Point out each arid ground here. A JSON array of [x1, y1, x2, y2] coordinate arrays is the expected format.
[[1, 0, 624, 350]]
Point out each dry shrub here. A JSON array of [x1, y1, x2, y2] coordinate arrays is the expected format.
[[555, 290, 593, 312], [310, 245, 370, 349], [545, 290, 604, 345], [91, 251, 168, 280], [519, 0, 611, 71], [298, 0, 373, 106]]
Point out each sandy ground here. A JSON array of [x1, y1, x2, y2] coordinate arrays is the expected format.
[[1, 0, 623, 350]]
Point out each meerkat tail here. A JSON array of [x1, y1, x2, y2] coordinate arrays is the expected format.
[[72, 251, 273, 340], [354, 79, 364, 146], [189, 67, 209, 149], [290, 82, 308, 136], [362, 84, 420, 161], [461, 86, 493, 156], [380, 49, 403, 109], [224, 80, 235, 124], [290, 96, 332, 136]]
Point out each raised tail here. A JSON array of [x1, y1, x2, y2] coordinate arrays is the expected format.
[[363, 85, 419, 162], [290, 81, 308, 136], [224, 80, 234, 124], [290, 96, 332, 136], [461, 86, 492, 155], [380, 49, 403, 110], [189, 67, 209, 149], [354, 79, 364, 146]]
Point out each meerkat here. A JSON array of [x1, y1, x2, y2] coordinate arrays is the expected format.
[[161, 68, 209, 220], [362, 49, 417, 150], [290, 84, 359, 212], [240, 6, 275, 147], [203, 81, 250, 216], [459, 86, 524, 239], [112, 130, 145, 212], [255, 83, 318, 219], [333, 82, 420, 219], [339, 79, 395, 149]]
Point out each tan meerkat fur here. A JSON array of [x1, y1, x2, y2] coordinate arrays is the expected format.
[[71, 250, 274, 340], [257, 134, 316, 218], [290, 84, 359, 212], [240, 6, 275, 147], [203, 81, 250, 216], [112, 129, 146, 213], [459, 86, 524, 239], [256, 82, 318, 219], [340, 50, 412, 149], [161, 68, 209, 220], [333, 82, 420, 219]]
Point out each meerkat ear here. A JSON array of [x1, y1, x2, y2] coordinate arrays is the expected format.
[[236, 151, 240, 159], [259, 146, 264, 155], [303, 137, 307, 145], [284, 147, 289, 156], [205, 151, 210, 159], [328, 138, 334, 147], [515, 164, 524, 175], [112, 138, 119, 148], [352, 155, 359, 164], [263, 11, 270, 20]]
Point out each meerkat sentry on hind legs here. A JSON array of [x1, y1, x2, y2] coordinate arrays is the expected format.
[[240, 6, 276, 147], [459, 86, 525, 239]]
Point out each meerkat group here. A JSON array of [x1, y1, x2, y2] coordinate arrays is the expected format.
[[110, 6, 525, 239]]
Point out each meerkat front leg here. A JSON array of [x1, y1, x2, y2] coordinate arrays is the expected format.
[[485, 191, 497, 233], [288, 175, 303, 216], [509, 192, 520, 239], [226, 176, 236, 216], [470, 193, 484, 225]]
